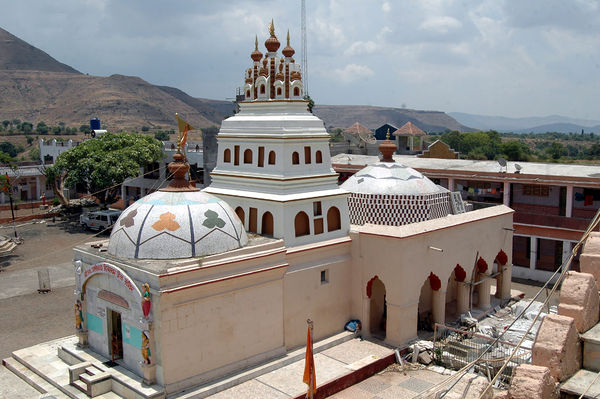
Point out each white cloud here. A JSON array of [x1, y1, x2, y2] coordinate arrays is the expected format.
[[382, 1, 391, 13], [332, 64, 374, 83], [344, 41, 378, 56], [419, 16, 462, 34]]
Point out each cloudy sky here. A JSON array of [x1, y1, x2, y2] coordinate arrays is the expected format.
[[1, 0, 599, 120]]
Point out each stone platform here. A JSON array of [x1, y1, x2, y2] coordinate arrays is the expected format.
[[2, 332, 395, 398]]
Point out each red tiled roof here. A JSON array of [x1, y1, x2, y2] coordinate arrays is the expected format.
[[392, 122, 426, 136], [342, 122, 372, 135]]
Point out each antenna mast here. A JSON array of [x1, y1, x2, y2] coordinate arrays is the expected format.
[[301, 0, 308, 95]]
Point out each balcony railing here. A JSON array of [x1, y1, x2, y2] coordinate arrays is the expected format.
[[513, 212, 590, 231]]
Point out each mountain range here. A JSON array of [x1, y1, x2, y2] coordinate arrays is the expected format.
[[450, 112, 600, 134], [0, 27, 472, 133], [2, 26, 591, 134]]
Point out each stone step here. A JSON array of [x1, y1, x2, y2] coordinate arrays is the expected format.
[[71, 379, 87, 394], [2, 357, 65, 397], [561, 369, 600, 398], [581, 323, 600, 372]]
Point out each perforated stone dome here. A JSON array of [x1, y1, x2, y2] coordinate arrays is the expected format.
[[341, 162, 447, 196], [108, 190, 248, 260]]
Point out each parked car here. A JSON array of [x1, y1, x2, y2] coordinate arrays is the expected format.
[[80, 209, 122, 231]]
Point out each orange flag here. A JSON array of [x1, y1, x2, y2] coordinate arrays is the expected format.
[[175, 113, 194, 150], [303, 323, 316, 398]]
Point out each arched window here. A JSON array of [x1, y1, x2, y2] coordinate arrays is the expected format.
[[235, 207, 245, 227], [247, 90, 251, 98], [260, 84, 265, 94], [292, 152, 300, 165], [277, 87, 282, 96], [294, 211, 310, 237], [294, 87, 300, 96], [243, 149, 252, 164], [316, 150, 323, 164], [268, 151, 276, 165], [262, 212, 274, 236], [223, 148, 231, 163], [327, 207, 341, 231]]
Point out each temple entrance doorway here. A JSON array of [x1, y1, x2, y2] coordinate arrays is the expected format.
[[369, 277, 387, 339], [108, 309, 123, 361]]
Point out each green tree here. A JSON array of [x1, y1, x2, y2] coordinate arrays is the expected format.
[[36, 122, 49, 135], [21, 122, 33, 133], [500, 140, 529, 161], [0, 141, 20, 157], [546, 142, 566, 160], [141, 126, 150, 132], [303, 95, 315, 113], [154, 131, 169, 141], [29, 147, 40, 161], [1, 120, 9, 130], [45, 132, 164, 206], [26, 135, 35, 146]]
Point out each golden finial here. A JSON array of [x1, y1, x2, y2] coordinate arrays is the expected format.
[[269, 19, 275, 36], [254, 35, 258, 51], [175, 113, 182, 152], [386, 128, 390, 140], [287, 29, 290, 46]]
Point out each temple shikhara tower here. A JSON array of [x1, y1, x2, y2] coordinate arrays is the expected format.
[[205, 22, 349, 246]]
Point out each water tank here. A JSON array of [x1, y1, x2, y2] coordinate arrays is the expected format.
[[90, 118, 101, 130]]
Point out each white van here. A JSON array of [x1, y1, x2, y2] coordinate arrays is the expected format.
[[80, 209, 122, 231]]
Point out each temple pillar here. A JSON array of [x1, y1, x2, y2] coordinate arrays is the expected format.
[[566, 185, 573, 218], [447, 177, 455, 191], [477, 271, 492, 309], [432, 289, 446, 325], [386, 301, 418, 346], [456, 281, 470, 315], [503, 181, 511, 206]]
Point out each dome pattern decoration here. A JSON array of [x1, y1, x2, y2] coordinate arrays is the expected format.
[[109, 152, 248, 260], [341, 137, 456, 226]]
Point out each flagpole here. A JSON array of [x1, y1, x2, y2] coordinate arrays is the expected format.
[[307, 318, 314, 399]]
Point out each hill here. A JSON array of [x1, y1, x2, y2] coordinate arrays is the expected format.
[[0, 27, 80, 74], [315, 105, 471, 133], [450, 112, 600, 133], [0, 26, 469, 133]]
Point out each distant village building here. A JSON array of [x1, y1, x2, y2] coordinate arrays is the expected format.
[[419, 139, 459, 159], [393, 121, 427, 154], [67, 26, 513, 397]]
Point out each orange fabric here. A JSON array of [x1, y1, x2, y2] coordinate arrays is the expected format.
[[302, 326, 317, 397], [176, 114, 194, 150]]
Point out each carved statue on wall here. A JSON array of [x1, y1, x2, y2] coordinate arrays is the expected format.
[[142, 283, 151, 319], [141, 331, 151, 364], [75, 300, 84, 330]]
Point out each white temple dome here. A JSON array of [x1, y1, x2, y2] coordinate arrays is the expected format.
[[108, 154, 248, 260], [340, 162, 447, 196]]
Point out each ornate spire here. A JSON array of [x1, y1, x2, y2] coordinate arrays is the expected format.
[[160, 152, 199, 192], [282, 29, 295, 58], [251, 34, 262, 62], [265, 19, 280, 52], [379, 128, 397, 162]]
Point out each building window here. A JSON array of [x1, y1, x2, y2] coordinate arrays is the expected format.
[[258, 147, 265, 167], [292, 152, 300, 165], [327, 207, 341, 231], [304, 146, 311, 164], [244, 149, 253, 164], [262, 211, 274, 236], [294, 87, 300, 96], [246, 90, 250, 98], [314, 218, 324, 235], [313, 201, 322, 216], [523, 185, 550, 197], [249, 207, 258, 233], [234, 145, 240, 165], [316, 150, 323, 164], [321, 269, 329, 284], [223, 148, 231, 163], [260, 84, 265, 94], [277, 87, 282, 96], [268, 151, 276, 165], [235, 207, 245, 227], [294, 211, 310, 237]]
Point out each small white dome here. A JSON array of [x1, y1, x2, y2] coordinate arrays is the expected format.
[[341, 162, 447, 196], [108, 190, 248, 260]]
